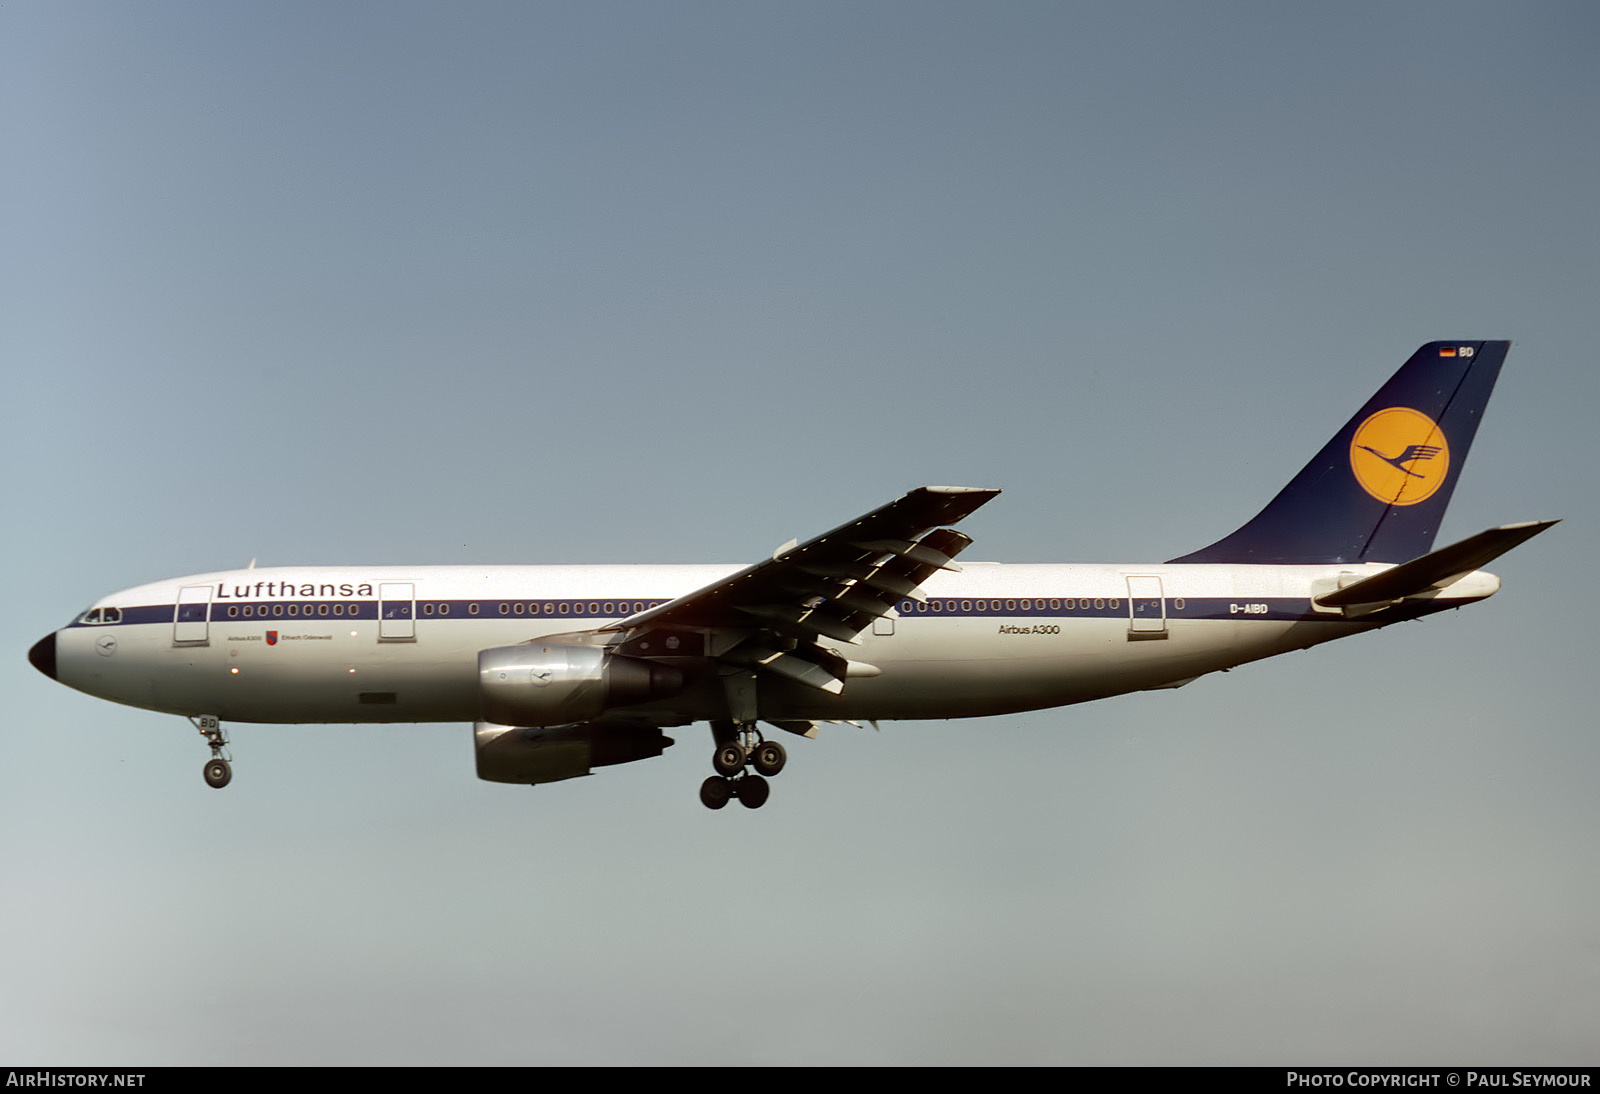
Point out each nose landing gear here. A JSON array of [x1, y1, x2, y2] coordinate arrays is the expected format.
[[190, 715, 232, 789]]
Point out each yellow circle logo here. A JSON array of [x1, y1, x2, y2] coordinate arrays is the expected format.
[[1349, 407, 1449, 506]]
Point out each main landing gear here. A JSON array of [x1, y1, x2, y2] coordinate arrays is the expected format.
[[190, 715, 232, 789], [700, 722, 787, 810]]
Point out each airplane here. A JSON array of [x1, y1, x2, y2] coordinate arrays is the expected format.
[[27, 341, 1556, 811]]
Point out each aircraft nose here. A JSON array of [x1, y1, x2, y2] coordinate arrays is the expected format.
[[28, 632, 57, 680]]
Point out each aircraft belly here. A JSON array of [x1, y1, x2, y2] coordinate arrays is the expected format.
[[217, 637, 478, 723], [761, 616, 1354, 722], [59, 621, 482, 724]]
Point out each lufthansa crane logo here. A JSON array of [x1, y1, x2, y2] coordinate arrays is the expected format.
[[1349, 407, 1450, 505]]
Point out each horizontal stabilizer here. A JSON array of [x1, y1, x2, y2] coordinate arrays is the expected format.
[[1316, 520, 1559, 607]]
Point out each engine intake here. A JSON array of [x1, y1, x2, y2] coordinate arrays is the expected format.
[[478, 643, 684, 727]]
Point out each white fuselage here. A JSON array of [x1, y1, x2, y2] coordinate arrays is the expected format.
[[50, 560, 1496, 727]]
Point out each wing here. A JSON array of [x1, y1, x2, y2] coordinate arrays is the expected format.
[[599, 485, 999, 697]]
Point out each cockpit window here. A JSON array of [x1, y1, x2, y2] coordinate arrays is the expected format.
[[79, 608, 102, 624], [78, 607, 120, 625]]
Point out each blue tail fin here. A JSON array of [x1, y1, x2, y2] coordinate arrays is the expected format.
[[1169, 341, 1509, 565]]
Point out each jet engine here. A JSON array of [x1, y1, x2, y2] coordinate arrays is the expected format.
[[477, 643, 684, 727], [474, 721, 675, 784]]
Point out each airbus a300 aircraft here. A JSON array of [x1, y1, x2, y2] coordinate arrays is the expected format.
[[29, 341, 1554, 810]]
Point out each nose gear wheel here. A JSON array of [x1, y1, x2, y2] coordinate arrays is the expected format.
[[190, 715, 233, 790]]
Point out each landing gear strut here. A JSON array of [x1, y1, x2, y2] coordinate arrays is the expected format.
[[190, 715, 232, 789], [701, 721, 786, 810]]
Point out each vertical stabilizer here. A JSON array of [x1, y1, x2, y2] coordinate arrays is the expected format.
[[1169, 341, 1508, 564]]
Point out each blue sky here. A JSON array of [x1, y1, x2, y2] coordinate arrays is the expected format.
[[3, 1, 1596, 1064]]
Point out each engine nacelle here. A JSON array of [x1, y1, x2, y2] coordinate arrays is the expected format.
[[474, 721, 674, 784], [477, 643, 684, 727]]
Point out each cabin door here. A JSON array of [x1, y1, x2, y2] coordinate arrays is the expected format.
[[174, 584, 212, 644], [1126, 575, 1167, 638], [379, 583, 416, 640]]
